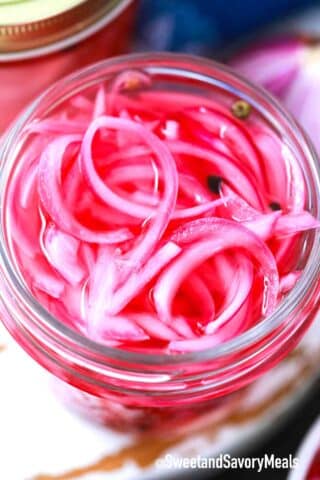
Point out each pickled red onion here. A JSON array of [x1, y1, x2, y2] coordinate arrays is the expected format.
[[166, 140, 264, 209], [108, 241, 181, 315], [81, 116, 178, 275], [42, 224, 85, 286], [205, 255, 253, 334], [38, 136, 132, 244], [5, 70, 319, 354], [154, 218, 279, 323]]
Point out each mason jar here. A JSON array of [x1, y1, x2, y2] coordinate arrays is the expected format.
[[0, 0, 137, 132], [0, 53, 319, 434]]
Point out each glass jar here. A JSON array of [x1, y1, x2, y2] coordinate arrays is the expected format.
[[0, 53, 319, 434], [0, 0, 137, 132]]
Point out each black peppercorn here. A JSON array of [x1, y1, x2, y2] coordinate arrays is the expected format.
[[269, 201, 281, 211], [207, 175, 223, 194]]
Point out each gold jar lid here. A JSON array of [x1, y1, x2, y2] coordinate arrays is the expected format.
[[0, 0, 133, 54]]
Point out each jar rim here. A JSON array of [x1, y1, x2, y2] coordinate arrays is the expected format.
[[0, 0, 134, 61], [0, 52, 320, 367]]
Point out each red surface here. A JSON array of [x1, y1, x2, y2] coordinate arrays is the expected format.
[[307, 448, 320, 480]]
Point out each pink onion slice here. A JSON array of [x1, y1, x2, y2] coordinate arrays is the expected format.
[[105, 143, 212, 204], [180, 272, 216, 324], [80, 244, 96, 271], [38, 135, 132, 244], [63, 156, 82, 207], [19, 163, 38, 209], [282, 143, 306, 212], [130, 314, 182, 341], [90, 315, 149, 342], [70, 94, 92, 111], [130, 191, 160, 207], [189, 108, 265, 185], [81, 117, 177, 217], [280, 271, 302, 293], [205, 255, 254, 334], [274, 211, 320, 236], [42, 224, 86, 286], [26, 119, 87, 135], [245, 210, 319, 240], [93, 85, 107, 119], [81, 116, 179, 273], [154, 218, 279, 322], [254, 130, 288, 206], [107, 160, 224, 219], [108, 241, 181, 315], [170, 316, 198, 339], [87, 246, 117, 336], [169, 297, 251, 353], [33, 272, 65, 299], [244, 211, 283, 240], [172, 198, 230, 220], [167, 140, 264, 209], [168, 333, 220, 353], [219, 187, 262, 221]]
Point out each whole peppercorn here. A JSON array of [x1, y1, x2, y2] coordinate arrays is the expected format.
[[231, 100, 251, 119]]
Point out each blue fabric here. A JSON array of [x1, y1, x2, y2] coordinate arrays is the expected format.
[[136, 0, 318, 54]]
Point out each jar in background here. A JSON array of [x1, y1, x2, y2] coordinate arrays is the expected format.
[[0, 0, 137, 132], [0, 54, 319, 434]]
